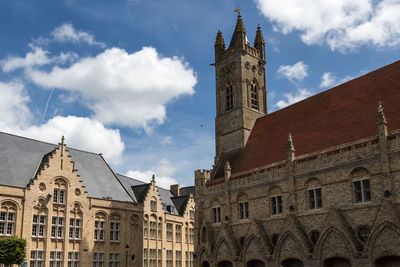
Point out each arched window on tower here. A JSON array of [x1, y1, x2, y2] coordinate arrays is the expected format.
[[225, 84, 233, 111], [250, 81, 259, 110]]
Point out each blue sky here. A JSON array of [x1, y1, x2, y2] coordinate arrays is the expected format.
[[1, 0, 399, 188]]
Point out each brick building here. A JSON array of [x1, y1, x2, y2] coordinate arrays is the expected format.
[[0, 131, 194, 267], [194, 12, 400, 267]]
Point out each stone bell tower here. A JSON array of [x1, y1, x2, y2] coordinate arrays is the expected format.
[[214, 11, 267, 158]]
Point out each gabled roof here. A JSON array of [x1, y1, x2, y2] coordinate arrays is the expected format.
[[214, 60, 400, 178], [171, 195, 190, 216], [0, 131, 133, 202], [117, 173, 186, 216]]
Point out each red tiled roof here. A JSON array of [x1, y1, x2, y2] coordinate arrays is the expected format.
[[214, 60, 400, 178]]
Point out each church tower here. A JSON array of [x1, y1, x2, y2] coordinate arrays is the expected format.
[[214, 12, 267, 157]]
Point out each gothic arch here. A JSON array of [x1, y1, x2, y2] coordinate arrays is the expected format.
[[368, 221, 400, 260], [0, 199, 20, 210], [212, 237, 235, 263], [304, 177, 322, 188], [275, 231, 306, 263], [52, 176, 70, 187], [95, 210, 108, 220], [317, 226, 355, 263], [240, 234, 266, 263]]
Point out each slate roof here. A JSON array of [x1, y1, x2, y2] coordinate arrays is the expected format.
[[171, 196, 190, 215], [214, 59, 400, 179], [0, 131, 133, 202], [117, 173, 190, 216]]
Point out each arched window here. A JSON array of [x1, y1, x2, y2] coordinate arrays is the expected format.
[[69, 203, 82, 240], [305, 178, 322, 210], [158, 217, 162, 240], [53, 177, 68, 205], [149, 216, 156, 240], [150, 197, 157, 212], [226, 84, 233, 111], [0, 201, 17, 236], [94, 212, 107, 241], [32, 198, 47, 238], [351, 168, 371, 203], [237, 193, 249, 220], [250, 81, 259, 110], [269, 186, 283, 216], [110, 213, 120, 242]]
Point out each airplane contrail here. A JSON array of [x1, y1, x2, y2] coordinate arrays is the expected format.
[[40, 88, 54, 125]]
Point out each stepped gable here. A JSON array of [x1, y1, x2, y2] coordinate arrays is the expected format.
[[214, 60, 400, 178], [0, 131, 133, 202]]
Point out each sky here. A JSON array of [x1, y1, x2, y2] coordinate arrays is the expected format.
[[0, 0, 399, 188]]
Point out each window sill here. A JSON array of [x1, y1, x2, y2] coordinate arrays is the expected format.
[[94, 240, 105, 242]]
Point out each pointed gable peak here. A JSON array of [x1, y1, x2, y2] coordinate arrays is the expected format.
[[254, 24, 265, 45]]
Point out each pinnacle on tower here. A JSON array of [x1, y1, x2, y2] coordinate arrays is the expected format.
[[215, 30, 225, 48], [229, 11, 247, 49], [287, 133, 295, 152], [254, 24, 264, 45], [377, 101, 388, 125]]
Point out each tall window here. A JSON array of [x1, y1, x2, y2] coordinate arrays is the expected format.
[[158, 250, 162, 267], [189, 227, 194, 244], [190, 252, 194, 267], [150, 199, 157, 212], [175, 251, 181, 267], [32, 215, 46, 237], [53, 188, 66, 205], [109, 253, 120, 267], [69, 218, 82, 240], [166, 223, 173, 241], [308, 188, 322, 209], [0, 210, 15, 236], [50, 251, 63, 267], [185, 226, 189, 243], [166, 250, 173, 267], [189, 209, 194, 220], [93, 252, 104, 267], [355, 179, 371, 203], [94, 220, 105, 241], [30, 250, 44, 267], [149, 249, 156, 267], [144, 219, 148, 239], [271, 196, 283, 215], [51, 216, 64, 239], [68, 252, 79, 267], [185, 252, 189, 267], [239, 201, 249, 220], [212, 207, 221, 223], [110, 215, 120, 242], [175, 225, 182, 243], [226, 85, 233, 111], [250, 83, 259, 110], [143, 249, 148, 267], [150, 220, 156, 240], [158, 221, 162, 240]]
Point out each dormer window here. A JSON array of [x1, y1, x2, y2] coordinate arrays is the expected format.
[[226, 85, 233, 111]]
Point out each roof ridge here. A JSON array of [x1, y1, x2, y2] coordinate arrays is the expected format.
[[0, 131, 101, 157], [117, 172, 175, 192], [267, 59, 400, 116]]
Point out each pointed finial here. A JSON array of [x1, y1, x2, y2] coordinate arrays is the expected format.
[[254, 24, 265, 45], [377, 101, 388, 125], [234, 7, 240, 13], [234, 11, 245, 32], [61, 136, 65, 145], [215, 30, 225, 47], [288, 133, 295, 152], [152, 174, 155, 182]]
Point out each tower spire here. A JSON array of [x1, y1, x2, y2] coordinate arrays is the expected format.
[[229, 10, 247, 49], [254, 24, 265, 60]]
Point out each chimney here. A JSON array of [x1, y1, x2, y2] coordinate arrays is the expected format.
[[170, 184, 180, 196]]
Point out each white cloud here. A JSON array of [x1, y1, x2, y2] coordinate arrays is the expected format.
[[1, 46, 78, 72], [255, 0, 400, 51], [275, 89, 312, 109], [126, 158, 179, 188], [320, 72, 356, 88], [161, 136, 173, 145], [277, 61, 308, 83], [26, 47, 197, 132], [320, 72, 336, 88], [51, 23, 105, 47], [0, 81, 32, 128], [0, 81, 124, 165]]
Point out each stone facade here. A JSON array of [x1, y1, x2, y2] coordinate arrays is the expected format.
[[194, 12, 400, 267], [0, 132, 195, 267], [0, 139, 143, 267]]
